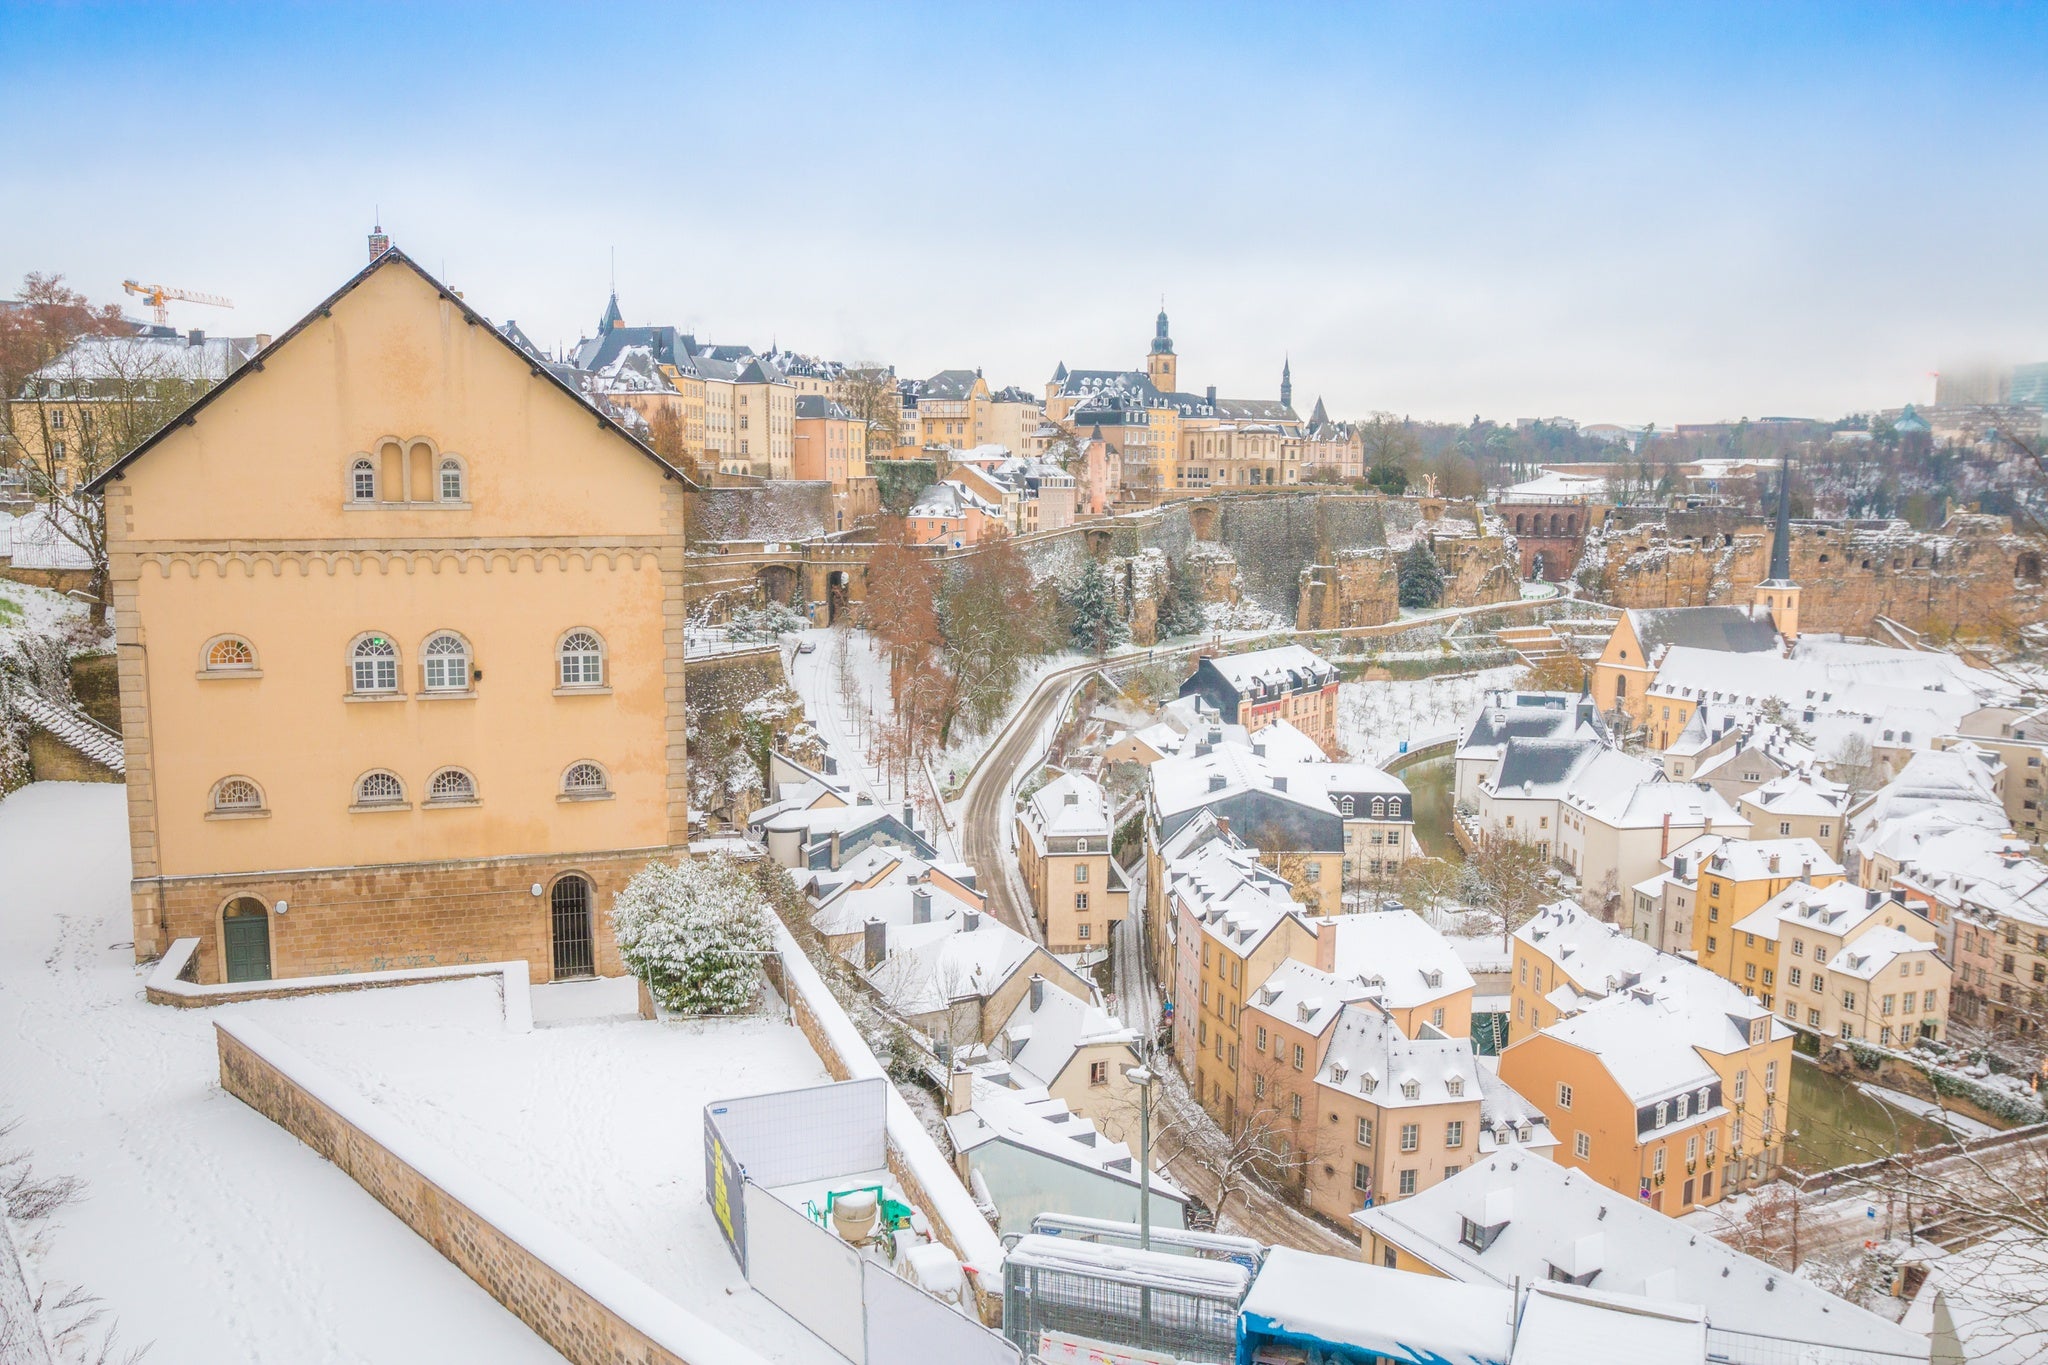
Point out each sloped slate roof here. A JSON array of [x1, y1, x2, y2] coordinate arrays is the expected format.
[[1629, 606, 1781, 656]]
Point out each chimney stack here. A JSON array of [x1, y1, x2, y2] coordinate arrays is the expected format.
[[1029, 973, 1045, 1010], [902, 801, 916, 832], [863, 917, 887, 969], [1314, 920, 1338, 973], [947, 1064, 974, 1117], [368, 223, 391, 261], [1660, 812, 1672, 859], [186, 329, 205, 348], [963, 909, 981, 933], [913, 887, 933, 923]]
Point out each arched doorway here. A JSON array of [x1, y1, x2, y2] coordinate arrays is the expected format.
[[550, 874, 595, 979], [827, 569, 851, 623], [222, 897, 271, 982], [757, 564, 799, 607]]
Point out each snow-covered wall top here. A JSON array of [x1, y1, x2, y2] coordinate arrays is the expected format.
[[690, 485, 836, 544]]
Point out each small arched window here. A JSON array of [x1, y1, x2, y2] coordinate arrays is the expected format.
[[558, 630, 605, 688], [350, 458, 377, 502], [439, 458, 465, 502], [426, 767, 478, 805], [205, 636, 257, 671], [422, 632, 471, 692], [562, 761, 611, 798], [211, 776, 264, 813], [355, 771, 406, 807], [352, 634, 399, 693]]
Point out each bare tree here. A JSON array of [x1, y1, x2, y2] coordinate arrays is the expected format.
[[1, 273, 220, 623], [838, 363, 903, 457], [1458, 833, 1558, 952], [1399, 857, 1462, 929]]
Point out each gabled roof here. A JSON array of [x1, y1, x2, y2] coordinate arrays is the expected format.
[[1626, 606, 1781, 657], [88, 247, 693, 494]]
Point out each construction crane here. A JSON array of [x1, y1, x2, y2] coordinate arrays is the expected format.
[[120, 279, 233, 327]]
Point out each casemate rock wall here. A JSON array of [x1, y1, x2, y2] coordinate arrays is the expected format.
[[1593, 513, 2048, 637]]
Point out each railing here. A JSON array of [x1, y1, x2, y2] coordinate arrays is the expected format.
[[1702, 1326, 1927, 1365]]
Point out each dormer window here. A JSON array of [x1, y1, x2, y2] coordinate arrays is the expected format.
[[1401, 1080, 1420, 1100], [1446, 1076, 1464, 1098]]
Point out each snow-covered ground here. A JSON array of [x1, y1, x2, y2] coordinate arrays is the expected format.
[[1336, 666, 1518, 765], [0, 783, 838, 1363], [0, 783, 562, 1364], [0, 577, 91, 653]]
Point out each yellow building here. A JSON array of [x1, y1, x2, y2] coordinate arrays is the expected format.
[[1739, 880, 1947, 1045], [1015, 772, 1130, 953], [1591, 606, 1782, 730], [1511, 902, 1793, 1200], [1691, 838, 1845, 990], [88, 248, 695, 986]]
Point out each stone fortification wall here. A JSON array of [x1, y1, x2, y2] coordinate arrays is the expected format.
[[1594, 513, 2048, 636], [1296, 532, 1520, 631], [688, 484, 835, 545]]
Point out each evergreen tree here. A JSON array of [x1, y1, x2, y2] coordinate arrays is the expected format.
[[1066, 557, 1129, 654], [612, 854, 773, 1014], [1154, 555, 1208, 639], [1397, 539, 1446, 610]]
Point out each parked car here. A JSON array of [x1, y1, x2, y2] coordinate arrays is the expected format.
[[796, 640, 817, 655]]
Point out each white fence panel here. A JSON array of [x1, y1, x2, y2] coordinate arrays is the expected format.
[[862, 1259, 1019, 1365], [743, 1184, 866, 1362], [708, 1077, 887, 1189]]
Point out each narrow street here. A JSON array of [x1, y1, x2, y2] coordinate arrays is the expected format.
[[949, 642, 1363, 1258]]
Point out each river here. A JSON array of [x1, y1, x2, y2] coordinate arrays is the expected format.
[[1395, 755, 1463, 865], [1781, 1058, 1955, 1173]]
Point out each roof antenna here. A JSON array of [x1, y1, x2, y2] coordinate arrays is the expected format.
[[610, 246, 616, 295]]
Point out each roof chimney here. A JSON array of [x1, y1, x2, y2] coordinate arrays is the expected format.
[[368, 223, 390, 261], [1768, 852, 1781, 873], [963, 909, 981, 933], [186, 329, 205, 348], [1206, 384, 1217, 405], [1209, 773, 1228, 792], [947, 1064, 974, 1117], [902, 801, 916, 831], [1315, 920, 1338, 973], [913, 887, 932, 923], [863, 917, 887, 969], [1660, 812, 1672, 859], [1029, 973, 1045, 1010]]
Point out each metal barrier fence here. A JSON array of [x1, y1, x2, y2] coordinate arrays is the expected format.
[[1001, 1256, 1242, 1365]]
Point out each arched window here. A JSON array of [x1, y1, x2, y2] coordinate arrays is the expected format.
[[427, 767, 478, 805], [422, 632, 471, 692], [561, 761, 611, 798], [1371, 796, 1387, 818], [354, 771, 405, 807], [1339, 795, 1355, 816], [351, 634, 399, 693], [204, 636, 257, 671], [439, 457, 465, 502], [350, 458, 377, 502], [558, 630, 605, 688], [210, 776, 265, 813]]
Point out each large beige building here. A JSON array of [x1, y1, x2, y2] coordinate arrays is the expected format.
[[90, 248, 695, 986]]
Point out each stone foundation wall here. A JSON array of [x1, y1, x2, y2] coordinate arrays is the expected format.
[[25, 728, 119, 783], [1296, 534, 1520, 631], [688, 483, 835, 544], [1595, 514, 2048, 637], [216, 1024, 737, 1365], [138, 845, 674, 984]]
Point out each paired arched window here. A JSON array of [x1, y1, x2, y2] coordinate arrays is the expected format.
[[438, 458, 465, 502], [355, 770, 406, 807], [558, 630, 605, 688], [421, 632, 471, 692], [561, 761, 611, 798], [350, 458, 377, 502], [204, 636, 257, 672], [427, 767, 478, 805], [210, 776, 265, 813], [351, 634, 399, 693]]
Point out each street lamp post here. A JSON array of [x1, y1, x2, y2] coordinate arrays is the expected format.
[[1127, 1064, 1156, 1249]]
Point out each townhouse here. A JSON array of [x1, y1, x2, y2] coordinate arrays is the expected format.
[[1739, 880, 1948, 1044], [1016, 772, 1130, 953], [1689, 837, 1845, 989], [1178, 645, 1341, 756]]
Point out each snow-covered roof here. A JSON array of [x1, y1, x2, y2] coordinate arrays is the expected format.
[[1649, 638, 2017, 738], [1318, 909, 1475, 1010], [1458, 690, 1605, 765], [1475, 1059, 1557, 1156], [1563, 774, 1749, 835], [1314, 1002, 1481, 1109], [1701, 837, 1841, 885], [1510, 1282, 1707, 1365], [1851, 748, 2011, 854], [1485, 744, 1652, 805], [1731, 879, 1904, 944], [1737, 772, 1850, 819], [860, 915, 1040, 1016], [1895, 830, 2048, 928], [1197, 644, 1337, 697], [1021, 772, 1114, 849], [1517, 901, 1667, 1005], [1354, 1158, 1929, 1359], [1822, 925, 1938, 982], [1627, 606, 1782, 659], [29, 331, 261, 387], [1151, 741, 1409, 833], [1243, 959, 1373, 1039], [991, 974, 1137, 1090], [945, 1075, 1183, 1199], [1240, 1246, 1516, 1363], [812, 879, 981, 938], [1901, 1228, 2048, 1365]]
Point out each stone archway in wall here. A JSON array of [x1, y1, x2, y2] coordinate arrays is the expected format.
[[1085, 529, 1114, 558], [756, 563, 801, 608], [1190, 504, 1218, 541], [826, 569, 852, 624]]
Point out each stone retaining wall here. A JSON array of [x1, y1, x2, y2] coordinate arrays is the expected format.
[[215, 1021, 760, 1365]]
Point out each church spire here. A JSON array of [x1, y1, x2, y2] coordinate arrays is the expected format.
[[1768, 450, 1793, 583], [1280, 355, 1293, 411], [600, 289, 624, 333], [1150, 301, 1173, 355]]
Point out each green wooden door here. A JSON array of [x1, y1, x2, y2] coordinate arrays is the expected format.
[[223, 913, 271, 982]]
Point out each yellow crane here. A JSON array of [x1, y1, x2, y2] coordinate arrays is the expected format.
[[120, 279, 234, 327]]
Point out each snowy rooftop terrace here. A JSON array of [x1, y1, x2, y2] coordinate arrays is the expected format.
[[0, 782, 846, 1363]]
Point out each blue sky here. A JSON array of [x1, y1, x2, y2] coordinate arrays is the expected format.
[[4, 2, 2044, 424]]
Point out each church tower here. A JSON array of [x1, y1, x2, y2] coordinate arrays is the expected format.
[[1280, 356, 1293, 411], [1146, 304, 1177, 395], [1753, 450, 1801, 642]]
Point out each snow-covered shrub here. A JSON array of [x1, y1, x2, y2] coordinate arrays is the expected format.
[[725, 603, 809, 641], [611, 855, 773, 1014]]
